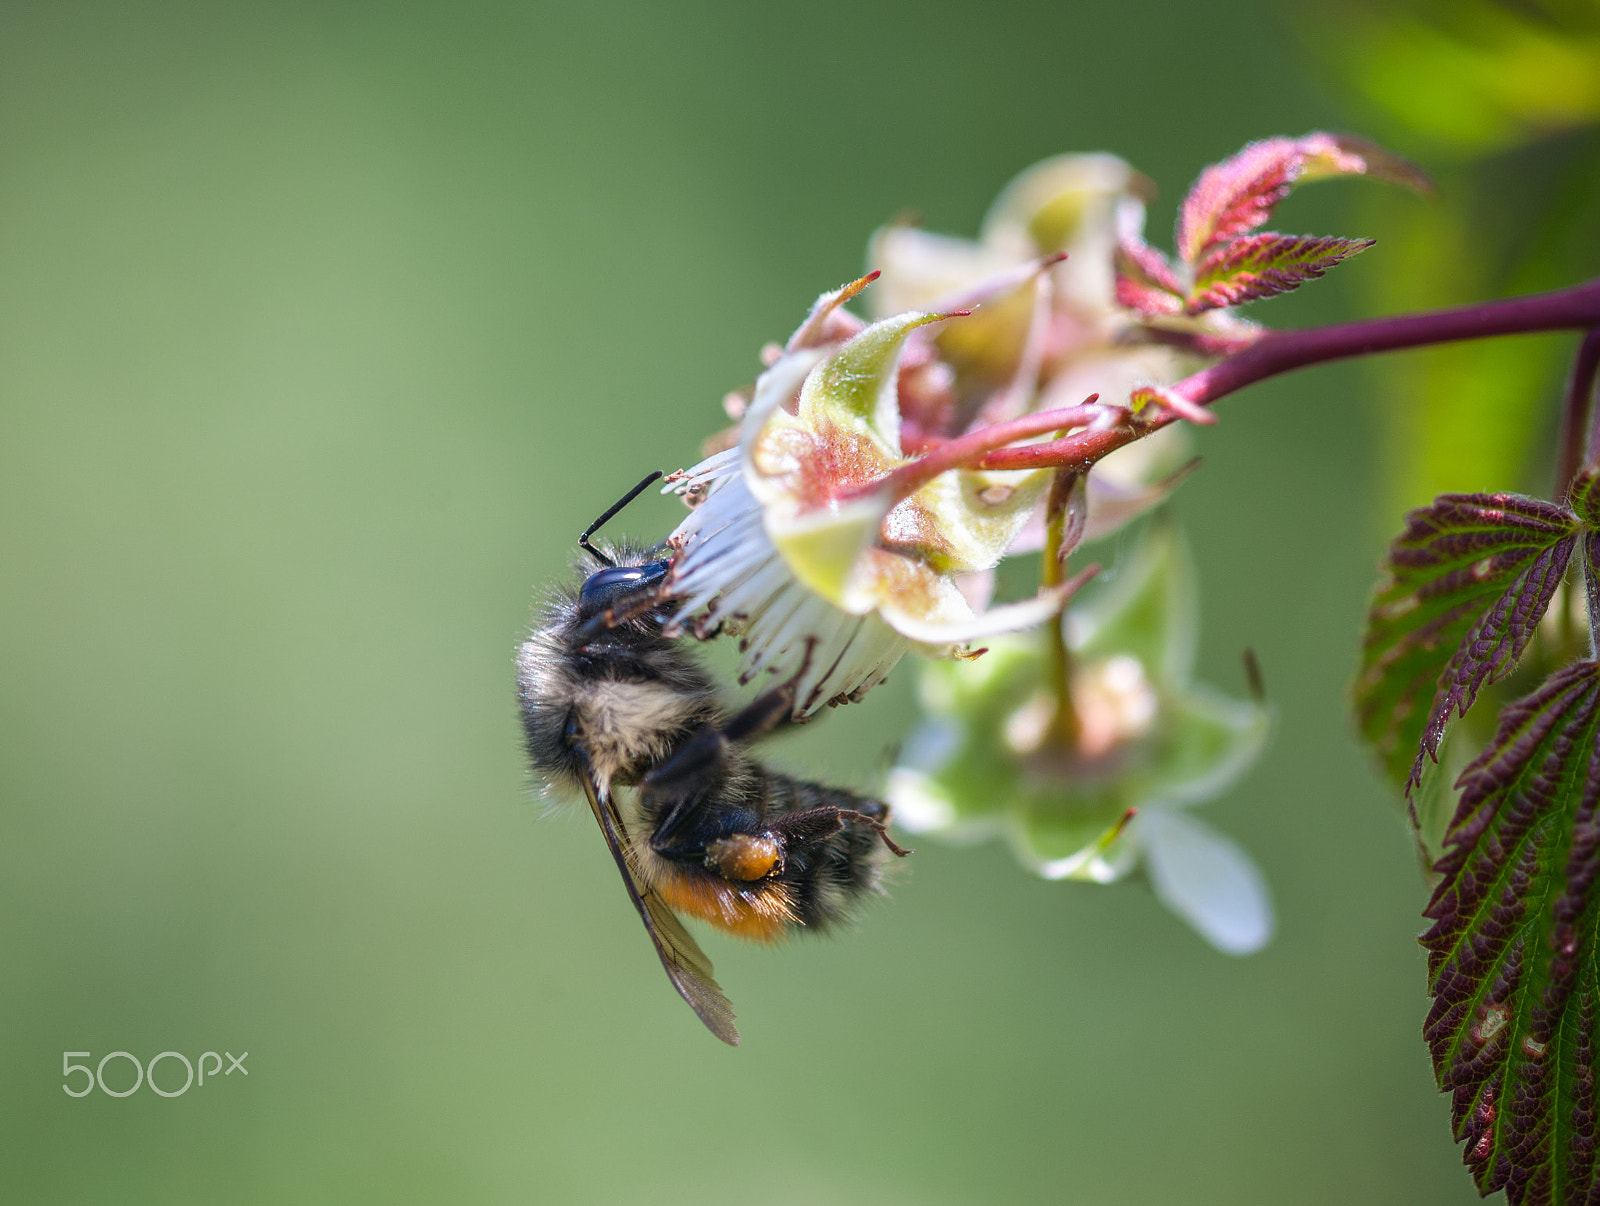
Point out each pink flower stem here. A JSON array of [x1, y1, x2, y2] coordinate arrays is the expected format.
[[838, 401, 1109, 504], [975, 276, 1600, 473]]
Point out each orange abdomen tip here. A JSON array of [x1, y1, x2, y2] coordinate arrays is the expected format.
[[655, 867, 796, 943]]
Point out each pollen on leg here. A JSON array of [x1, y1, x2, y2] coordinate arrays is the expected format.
[[705, 833, 783, 881]]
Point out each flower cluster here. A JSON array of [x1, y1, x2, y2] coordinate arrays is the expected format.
[[662, 154, 1201, 713], [650, 133, 1410, 951]]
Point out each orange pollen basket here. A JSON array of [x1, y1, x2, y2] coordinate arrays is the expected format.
[[705, 833, 783, 882]]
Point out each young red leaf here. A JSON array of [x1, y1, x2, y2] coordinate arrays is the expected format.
[[1128, 384, 1215, 426], [1186, 233, 1375, 314], [1114, 238, 1184, 317], [1175, 132, 1427, 266], [1421, 660, 1600, 1203], [1177, 138, 1300, 265], [1296, 131, 1435, 195], [1353, 492, 1579, 793]]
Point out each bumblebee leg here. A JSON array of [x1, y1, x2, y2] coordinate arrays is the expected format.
[[641, 684, 796, 805], [765, 804, 910, 858], [644, 790, 710, 855], [721, 684, 797, 744], [765, 807, 844, 846], [836, 808, 913, 858], [643, 684, 817, 861]]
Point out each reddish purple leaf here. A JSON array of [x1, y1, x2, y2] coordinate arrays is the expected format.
[[1113, 237, 1183, 317], [1186, 233, 1375, 314], [1176, 138, 1302, 265], [1353, 492, 1579, 793], [1421, 659, 1600, 1203], [1175, 132, 1427, 265]]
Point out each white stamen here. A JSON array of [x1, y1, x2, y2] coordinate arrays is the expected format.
[[665, 458, 911, 716]]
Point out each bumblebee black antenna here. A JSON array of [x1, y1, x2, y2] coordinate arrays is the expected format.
[[579, 470, 664, 567]]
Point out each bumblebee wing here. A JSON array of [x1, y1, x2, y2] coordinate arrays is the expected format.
[[581, 777, 740, 1046]]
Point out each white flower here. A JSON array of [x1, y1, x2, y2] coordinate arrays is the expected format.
[[656, 152, 1221, 718], [660, 274, 1086, 717], [664, 449, 910, 715]]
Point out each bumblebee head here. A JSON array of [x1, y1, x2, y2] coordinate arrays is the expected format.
[[570, 554, 674, 644], [577, 560, 669, 621]]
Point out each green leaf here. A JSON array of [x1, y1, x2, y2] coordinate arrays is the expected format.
[[1421, 660, 1600, 1203], [1354, 492, 1579, 793], [1569, 467, 1600, 528]]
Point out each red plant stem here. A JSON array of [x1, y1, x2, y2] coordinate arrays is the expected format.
[[840, 401, 1107, 502], [1569, 328, 1600, 481], [976, 426, 1128, 473], [974, 276, 1600, 473]]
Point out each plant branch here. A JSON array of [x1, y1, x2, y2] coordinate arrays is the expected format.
[[1040, 469, 1081, 747], [840, 400, 1110, 503], [975, 276, 1600, 473]]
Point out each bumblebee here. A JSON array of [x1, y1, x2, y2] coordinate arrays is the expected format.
[[515, 473, 907, 1045]]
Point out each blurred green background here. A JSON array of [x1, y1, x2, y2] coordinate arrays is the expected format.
[[4, 1, 1589, 1202]]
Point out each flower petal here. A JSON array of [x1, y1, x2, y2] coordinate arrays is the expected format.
[[865, 226, 1014, 318], [738, 347, 829, 500], [796, 310, 947, 453], [789, 609, 907, 712], [882, 578, 1077, 645], [1081, 457, 1200, 545], [981, 152, 1150, 309], [764, 492, 892, 608], [1135, 808, 1274, 955], [1144, 684, 1272, 809], [883, 766, 960, 832], [1068, 520, 1198, 686]]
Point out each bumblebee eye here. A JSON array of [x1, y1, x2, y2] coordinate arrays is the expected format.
[[578, 560, 669, 620]]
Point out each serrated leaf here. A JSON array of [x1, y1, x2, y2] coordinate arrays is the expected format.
[[1186, 232, 1375, 314], [1175, 132, 1426, 265], [1573, 471, 1600, 656], [1583, 534, 1600, 663], [1113, 238, 1184, 317], [1354, 492, 1579, 793], [1569, 467, 1600, 527], [1421, 660, 1600, 1203]]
